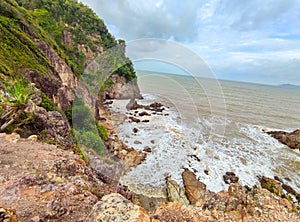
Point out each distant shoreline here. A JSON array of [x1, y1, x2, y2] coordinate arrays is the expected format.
[[278, 84, 300, 89], [136, 70, 300, 88]]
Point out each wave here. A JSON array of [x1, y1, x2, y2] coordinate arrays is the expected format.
[[111, 95, 300, 198]]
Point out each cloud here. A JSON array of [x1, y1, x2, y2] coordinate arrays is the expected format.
[[211, 0, 297, 31], [81, 0, 300, 85], [81, 0, 202, 42]]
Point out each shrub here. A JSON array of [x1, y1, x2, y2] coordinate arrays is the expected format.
[[71, 97, 104, 155], [40, 92, 56, 111], [0, 78, 36, 132], [98, 125, 108, 141], [74, 129, 104, 156]]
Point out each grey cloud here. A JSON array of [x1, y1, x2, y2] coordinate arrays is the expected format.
[[81, 0, 201, 42], [213, 54, 300, 85], [214, 0, 300, 31]]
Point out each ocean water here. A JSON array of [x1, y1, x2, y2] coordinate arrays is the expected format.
[[111, 71, 300, 197]]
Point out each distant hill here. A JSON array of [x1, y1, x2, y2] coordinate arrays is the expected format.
[[279, 84, 300, 89]]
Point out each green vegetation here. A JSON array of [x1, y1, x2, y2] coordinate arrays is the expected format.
[[116, 61, 137, 82], [261, 178, 283, 197], [98, 125, 108, 141], [16, 0, 125, 78], [74, 144, 89, 164], [0, 15, 50, 77], [1, 0, 136, 80], [0, 0, 137, 154], [71, 97, 104, 155], [0, 78, 35, 132], [39, 92, 57, 111]]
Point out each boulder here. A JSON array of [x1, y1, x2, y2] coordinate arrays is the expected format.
[[150, 102, 163, 109], [124, 150, 147, 166], [266, 129, 300, 150], [139, 111, 150, 117], [87, 193, 150, 222], [259, 176, 284, 197], [166, 177, 189, 206], [223, 172, 239, 184], [182, 169, 207, 205], [88, 155, 125, 185], [129, 117, 141, 123], [143, 147, 152, 153], [134, 140, 142, 145]]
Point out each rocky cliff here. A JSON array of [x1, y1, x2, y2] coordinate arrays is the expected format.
[[0, 0, 140, 147]]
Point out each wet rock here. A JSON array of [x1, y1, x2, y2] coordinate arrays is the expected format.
[[149, 102, 165, 113], [188, 154, 201, 162], [266, 129, 300, 150], [142, 120, 150, 123], [124, 150, 147, 166], [166, 177, 189, 206], [282, 183, 300, 203], [126, 99, 137, 110], [259, 176, 284, 197], [126, 99, 145, 110], [143, 146, 152, 153], [134, 140, 142, 145], [87, 193, 150, 222], [150, 102, 163, 109], [274, 176, 283, 183], [103, 100, 113, 105], [139, 111, 150, 116], [129, 117, 140, 123], [126, 100, 166, 113], [182, 169, 207, 205], [223, 172, 239, 184]]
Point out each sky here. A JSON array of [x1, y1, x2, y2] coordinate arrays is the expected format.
[[80, 0, 300, 85]]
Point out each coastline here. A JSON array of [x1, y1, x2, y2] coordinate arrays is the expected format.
[[1, 94, 300, 221], [105, 93, 300, 203]]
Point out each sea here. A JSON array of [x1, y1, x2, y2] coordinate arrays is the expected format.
[[110, 71, 300, 198]]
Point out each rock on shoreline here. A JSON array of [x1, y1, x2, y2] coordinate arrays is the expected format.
[[87, 169, 300, 221], [266, 129, 300, 150]]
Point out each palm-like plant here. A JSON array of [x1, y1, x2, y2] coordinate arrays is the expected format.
[[0, 79, 35, 132]]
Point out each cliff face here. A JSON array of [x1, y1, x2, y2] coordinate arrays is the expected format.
[[0, 0, 140, 146]]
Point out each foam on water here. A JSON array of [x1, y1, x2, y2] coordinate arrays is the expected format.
[[110, 96, 300, 198]]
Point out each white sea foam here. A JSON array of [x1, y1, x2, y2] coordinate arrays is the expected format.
[[110, 95, 300, 198]]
